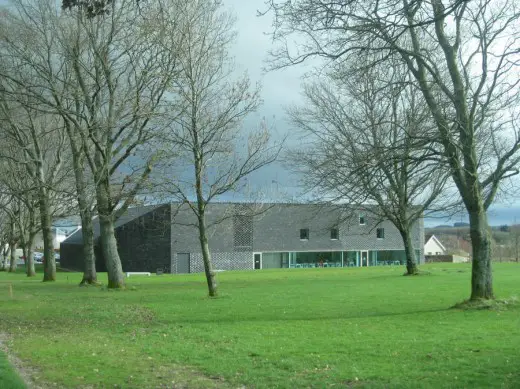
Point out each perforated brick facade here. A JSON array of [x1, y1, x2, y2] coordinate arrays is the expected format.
[[188, 252, 254, 273]]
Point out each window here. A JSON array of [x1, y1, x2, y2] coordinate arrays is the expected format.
[[300, 228, 309, 240], [359, 214, 365, 225], [330, 228, 339, 240], [376, 228, 385, 239]]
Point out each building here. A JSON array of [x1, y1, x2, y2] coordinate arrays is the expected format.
[[33, 226, 80, 251], [60, 203, 425, 273], [424, 234, 446, 255]]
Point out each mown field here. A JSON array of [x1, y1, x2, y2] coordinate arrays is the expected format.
[[0, 263, 519, 388]]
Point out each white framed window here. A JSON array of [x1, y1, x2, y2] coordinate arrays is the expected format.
[[330, 228, 339, 240], [376, 228, 385, 239], [359, 214, 365, 225], [300, 228, 309, 240]]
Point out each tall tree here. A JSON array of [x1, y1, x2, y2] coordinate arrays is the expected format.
[[0, 163, 41, 277], [290, 65, 450, 275], [266, 0, 520, 301], [0, 97, 72, 281], [0, 207, 9, 271], [0, 0, 183, 287], [158, 0, 281, 297]]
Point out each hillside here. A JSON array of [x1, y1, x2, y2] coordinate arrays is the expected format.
[[426, 224, 520, 261]]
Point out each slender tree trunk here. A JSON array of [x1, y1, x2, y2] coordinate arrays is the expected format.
[[22, 245, 27, 258], [99, 214, 124, 288], [399, 228, 419, 275], [26, 233, 36, 277], [468, 208, 494, 300], [38, 187, 56, 282], [96, 179, 125, 289], [22, 245, 27, 272], [79, 212, 97, 285], [77, 175, 97, 285], [198, 213, 218, 297], [515, 228, 519, 263], [194, 144, 218, 296], [8, 242, 17, 273], [65, 124, 97, 285], [0, 246, 6, 271]]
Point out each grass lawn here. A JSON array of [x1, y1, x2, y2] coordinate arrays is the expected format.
[[0, 351, 26, 389], [0, 263, 519, 388]]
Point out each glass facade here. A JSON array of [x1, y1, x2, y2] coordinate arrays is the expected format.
[[257, 250, 415, 269], [287, 251, 343, 268]]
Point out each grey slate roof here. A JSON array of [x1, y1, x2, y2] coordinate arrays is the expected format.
[[62, 204, 163, 245]]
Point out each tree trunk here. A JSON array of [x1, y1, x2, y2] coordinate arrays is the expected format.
[[194, 151, 218, 296], [79, 212, 97, 285], [198, 214, 218, 297], [399, 228, 419, 275], [96, 178, 125, 288], [8, 242, 17, 273], [26, 233, 36, 277], [515, 228, 519, 263], [65, 124, 97, 285], [76, 173, 97, 285], [0, 246, 6, 271], [39, 189, 56, 282], [99, 214, 125, 288], [468, 209, 494, 300], [22, 245, 28, 273]]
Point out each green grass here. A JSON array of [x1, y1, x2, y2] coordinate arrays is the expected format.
[[0, 263, 519, 388], [0, 351, 25, 389]]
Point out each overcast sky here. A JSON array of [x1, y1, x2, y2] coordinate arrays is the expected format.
[[1, 0, 517, 225], [220, 0, 520, 226], [221, 0, 308, 200]]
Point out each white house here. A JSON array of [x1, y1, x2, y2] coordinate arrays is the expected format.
[[424, 234, 446, 255]]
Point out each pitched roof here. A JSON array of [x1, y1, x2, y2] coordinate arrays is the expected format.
[[62, 204, 163, 245], [424, 234, 446, 251]]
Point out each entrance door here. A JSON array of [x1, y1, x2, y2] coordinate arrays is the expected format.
[[360, 251, 369, 267], [177, 253, 190, 274], [253, 253, 262, 270]]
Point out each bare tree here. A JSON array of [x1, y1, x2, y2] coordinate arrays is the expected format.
[[0, 194, 21, 273], [0, 0, 183, 288], [0, 159, 41, 277], [8, 219, 19, 273], [0, 206, 8, 271], [0, 93, 73, 281], [290, 64, 450, 275], [513, 221, 520, 263], [0, 232, 8, 271], [266, 0, 520, 301], [157, 0, 281, 297]]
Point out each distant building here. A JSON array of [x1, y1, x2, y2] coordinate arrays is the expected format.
[[424, 234, 446, 255], [34, 225, 81, 251], [424, 234, 470, 263], [60, 203, 425, 274]]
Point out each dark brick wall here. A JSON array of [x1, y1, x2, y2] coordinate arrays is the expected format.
[[59, 242, 106, 272], [60, 204, 171, 273], [59, 243, 84, 271], [116, 205, 171, 272]]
